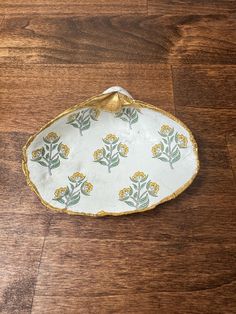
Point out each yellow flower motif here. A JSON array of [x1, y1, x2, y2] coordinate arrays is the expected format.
[[58, 143, 70, 158], [93, 148, 105, 161], [45, 132, 59, 143], [160, 125, 172, 136], [118, 143, 129, 157], [176, 134, 188, 148], [31, 148, 44, 159], [131, 171, 147, 182], [82, 181, 93, 194], [103, 134, 118, 144], [90, 108, 100, 120], [67, 113, 77, 123], [69, 172, 85, 182], [54, 187, 68, 199], [148, 182, 159, 196], [152, 144, 162, 157], [119, 187, 131, 200]]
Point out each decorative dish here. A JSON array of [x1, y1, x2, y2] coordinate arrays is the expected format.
[[22, 87, 199, 216]]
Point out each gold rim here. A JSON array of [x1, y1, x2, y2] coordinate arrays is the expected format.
[[22, 92, 200, 217]]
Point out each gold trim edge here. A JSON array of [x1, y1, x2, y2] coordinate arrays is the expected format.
[[22, 92, 200, 217]]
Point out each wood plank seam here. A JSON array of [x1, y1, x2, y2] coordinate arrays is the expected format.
[[30, 215, 53, 314]]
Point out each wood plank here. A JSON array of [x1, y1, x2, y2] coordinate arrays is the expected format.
[[0, 132, 51, 214], [0, 0, 147, 15], [0, 235, 45, 314], [34, 237, 236, 297], [148, 0, 236, 15], [0, 64, 174, 133], [227, 131, 236, 179], [172, 66, 236, 109], [32, 286, 236, 314], [0, 14, 235, 64]]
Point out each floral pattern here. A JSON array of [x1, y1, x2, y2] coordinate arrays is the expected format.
[[31, 132, 70, 175], [119, 171, 159, 209], [53, 172, 93, 208], [152, 125, 188, 169], [115, 107, 141, 129], [67, 108, 100, 136], [93, 134, 129, 173]]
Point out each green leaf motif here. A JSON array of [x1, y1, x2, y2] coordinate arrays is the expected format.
[[93, 134, 129, 173], [152, 125, 188, 169], [31, 132, 70, 175], [67, 108, 100, 136], [53, 171, 93, 209], [115, 107, 141, 129], [119, 171, 159, 210]]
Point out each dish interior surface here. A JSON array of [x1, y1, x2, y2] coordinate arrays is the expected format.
[[23, 94, 199, 216]]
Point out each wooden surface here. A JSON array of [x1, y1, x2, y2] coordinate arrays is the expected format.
[[0, 1, 236, 313]]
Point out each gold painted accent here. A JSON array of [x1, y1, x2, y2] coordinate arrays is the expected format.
[[88, 92, 134, 112], [22, 91, 200, 217]]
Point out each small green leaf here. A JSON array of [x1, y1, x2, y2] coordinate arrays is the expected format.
[[138, 199, 149, 209], [115, 112, 123, 117], [45, 144, 49, 151], [110, 158, 120, 168], [131, 115, 138, 125], [140, 193, 149, 203], [158, 156, 169, 162], [51, 159, 60, 169], [99, 160, 108, 166], [54, 198, 65, 204], [124, 200, 136, 207], [141, 182, 147, 189], [70, 122, 79, 128], [172, 151, 181, 163], [38, 161, 48, 167], [51, 156, 59, 164], [121, 117, 129, 122], [68, 197, 80, 207], [171, 147, 180, 159], [133, 192, 138, 199], [81, 122, 90, 131]]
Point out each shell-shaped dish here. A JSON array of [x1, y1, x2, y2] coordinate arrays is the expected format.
[[22, 87, 199, 216]]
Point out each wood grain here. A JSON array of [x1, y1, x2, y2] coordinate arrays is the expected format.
[[0, 14, 235, 64], [34, 237, 236, 297], [0, 64, 174, 132], [172, 65, 236, 109], [32, 288, 236, 314], [1, 0, 236, 313], [0, 0, 147, 15], [148, 0, 236, 15], [227, 131, 236, 179]]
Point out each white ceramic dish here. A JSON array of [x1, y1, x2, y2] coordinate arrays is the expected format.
[[22, 87, 199, 216]]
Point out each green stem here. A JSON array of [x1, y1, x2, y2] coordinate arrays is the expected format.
[[48, 143, 53, 175], [167, 136, 173, 170], [135, 181, 141, 208], [78, 110, 86, 136], [123, 111, 132, 129], [108, 143, 113, 173]]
